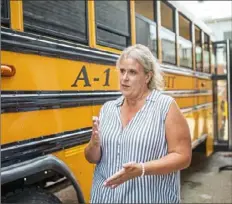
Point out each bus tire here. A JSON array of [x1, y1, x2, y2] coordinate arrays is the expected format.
[[2, 187, 62, 204]]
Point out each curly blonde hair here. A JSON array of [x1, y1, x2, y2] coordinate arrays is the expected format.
[[116, 44, 164, 90]]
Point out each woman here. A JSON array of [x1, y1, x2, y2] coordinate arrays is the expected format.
[[85, 44, 192, 203]]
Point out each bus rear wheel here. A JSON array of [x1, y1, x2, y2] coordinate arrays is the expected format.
[[2, 187, 62, 204]]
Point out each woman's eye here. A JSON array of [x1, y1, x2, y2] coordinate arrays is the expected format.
[[130, 70, 136, 75], [120, 69, 125, 74]]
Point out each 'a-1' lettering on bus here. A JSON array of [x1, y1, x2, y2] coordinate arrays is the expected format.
[[164, 76, 175, 88], [71, 66, 111, 87]]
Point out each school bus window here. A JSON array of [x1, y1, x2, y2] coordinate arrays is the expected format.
[[135, 1, 157, 57], [178, 13, 192, 69], [161, 1, 174, 32], [135, 1, 154, 21], [23, 0, 87, 44], [214, 43, 227, 75], [195, 26, 202, 72], [211, 41, 216, 73], [95, 1, 130, 50], [160, 2, 176, 65], [1, 0, 10, 26], [203, 33, 210, 73]]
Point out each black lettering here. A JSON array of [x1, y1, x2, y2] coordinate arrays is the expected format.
[[164, 76, 175, 88], [164, 76, 168, 88], [103, 68, 110, 86], [167, 77, 171, 88], [170, 76, 175, 88], [71, 66, 91, 87]]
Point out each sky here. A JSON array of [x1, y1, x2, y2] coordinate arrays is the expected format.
[[176, 1, 232, 21]]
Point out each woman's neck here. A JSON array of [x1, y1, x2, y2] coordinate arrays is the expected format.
[[124, 89, 151, 108]]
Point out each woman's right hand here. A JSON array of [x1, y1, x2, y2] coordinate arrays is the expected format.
[[90, 116, 101, 146], [84, 116, 102, 163]]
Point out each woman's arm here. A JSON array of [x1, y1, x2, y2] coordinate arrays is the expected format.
[[144, 100, 192, 175], [84, 117, 102, 164]]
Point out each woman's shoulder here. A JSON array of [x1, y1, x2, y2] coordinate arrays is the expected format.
[[155, 91, 175, 118], [158, 92, 174, 104], [150, 89, 174, 104]]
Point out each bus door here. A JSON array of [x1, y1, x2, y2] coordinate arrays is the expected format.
[[212, 40, 232, 151]]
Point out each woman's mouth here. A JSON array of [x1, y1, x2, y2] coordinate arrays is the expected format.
[[121, 84, 130, 88]]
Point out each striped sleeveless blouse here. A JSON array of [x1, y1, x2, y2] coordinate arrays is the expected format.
[[90, 90, 180, 203]]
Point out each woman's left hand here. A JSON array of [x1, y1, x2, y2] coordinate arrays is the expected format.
[[104, 162, 142, 189]]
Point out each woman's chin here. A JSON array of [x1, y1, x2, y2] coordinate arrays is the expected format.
[[121, 90, 132, 97]]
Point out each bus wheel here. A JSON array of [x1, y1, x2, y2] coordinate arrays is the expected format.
[[2, 187, 62, 204]]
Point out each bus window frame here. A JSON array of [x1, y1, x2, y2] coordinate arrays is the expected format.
[[195, 25, 203, 72], [95, 0, 131, 51], [134, 0, 155, 23], [159, 1, 177, 66], [178, 12, 193, 69], [134, 0, 158, 58], [210, 39, 215, 74], [1, 0, 10, 27], [178, 13, 192, 42], [160, 1, 176, 33], [23, 0, 89, 45], [203, 32, 211, 73], [135, 13, 158, 58], [154, 1, 161, 61]]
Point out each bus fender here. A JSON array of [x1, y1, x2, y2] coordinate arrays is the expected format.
[[1, 154, 85, 203]]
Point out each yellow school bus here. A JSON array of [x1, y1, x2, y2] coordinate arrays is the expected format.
[[1, 0, 224, 203]]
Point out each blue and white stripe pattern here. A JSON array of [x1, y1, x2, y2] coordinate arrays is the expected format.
[[90, 90, 180, 203]]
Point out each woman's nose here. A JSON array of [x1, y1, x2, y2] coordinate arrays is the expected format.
[[122, 72, 129, 81]]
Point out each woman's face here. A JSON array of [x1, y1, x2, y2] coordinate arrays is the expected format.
[[119, 58, 150, 99]]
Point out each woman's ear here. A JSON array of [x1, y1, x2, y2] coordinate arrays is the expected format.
[[146, 72, 152, 84]]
